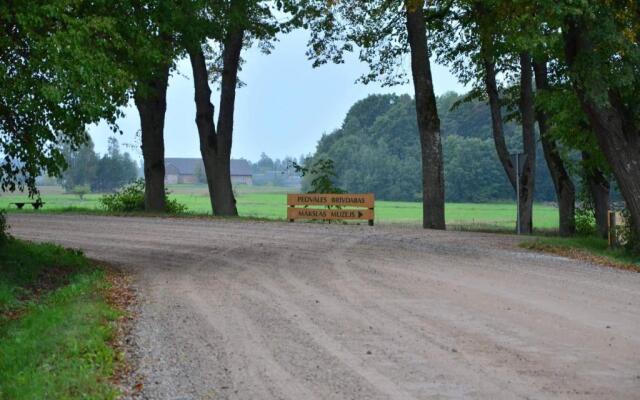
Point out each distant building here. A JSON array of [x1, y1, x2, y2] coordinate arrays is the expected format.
[[164, 158, 252, 185]]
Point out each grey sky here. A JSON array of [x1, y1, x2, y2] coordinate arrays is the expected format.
[[89, 29, 467, 163]]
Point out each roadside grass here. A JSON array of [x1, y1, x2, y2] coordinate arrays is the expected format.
[[0, 184, 559, 228], [521, 236, 640, 272], [0, 239, 121, 399]]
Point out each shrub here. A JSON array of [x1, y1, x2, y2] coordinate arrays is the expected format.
[[291, 158, 345, 194], [100, 179, 187, 214], [575, 206, 597, 236], [71, 184, 91, 200], [575, 183, 597, 236]]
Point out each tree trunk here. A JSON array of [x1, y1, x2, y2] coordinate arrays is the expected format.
[[483, 59, 517, 191], [134, 62, 170, 213], [589, 173, 610, 239], [405, 1, 445, 230], [564, 19, 640, 237], [582, 152, 610, 238], [188, 30, 243, 216], [517, 53, 536, 235], [482, 55, 536, 234], [533, 60, 576, 236]]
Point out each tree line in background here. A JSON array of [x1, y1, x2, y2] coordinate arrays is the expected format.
[[59, 138, 138, 196], [1, 0, 638, 240], [306, 92, 557, 203]]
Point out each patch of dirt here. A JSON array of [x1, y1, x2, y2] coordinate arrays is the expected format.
[[1, 308, 26, 321], [2, 264, 77, 321], [99, 263, 144, 399], [22, 265, 76, 300]]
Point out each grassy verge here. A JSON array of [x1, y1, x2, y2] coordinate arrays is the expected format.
[[0, 239, 123, 399], [521, 235, 640, 272]]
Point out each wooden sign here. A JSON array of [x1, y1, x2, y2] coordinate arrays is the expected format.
[[287, 193, 375, 225], [287, 193, 374, 208]]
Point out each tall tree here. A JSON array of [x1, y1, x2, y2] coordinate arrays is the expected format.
[[406, 1, 446, 229], [188, 35, 242, 216], [536, 77, 612, 238], [135, 59, 171, 212], [582, 152, 610, 238], [432, 1, 539, 233], [128, 2, 182, 213], [516, 52, 537, 234], [299, 0, 447, 229], [183, 0, 281, 216], [558, 2, 640, 236], [532, 60, 575, 236]]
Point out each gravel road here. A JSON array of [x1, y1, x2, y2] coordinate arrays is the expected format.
[[8, 214, 640, 399]]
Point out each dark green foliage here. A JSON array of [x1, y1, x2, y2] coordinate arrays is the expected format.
[[60, 137, 138, 193], [100, 179, 187, 214], [574, 181, 597, 236], [574, 207, 597, 236], [443, 135, 511, 202], [0, 209, 8, 246], [620, 209, 640, 256], [0, 241, 88, 312], [92, 138, 139, 192], [0, 240, 119, 398], [438, 91, 519, 140], [0, 1, 136, 196], [292, 159, 344, 194], [308, 93, 557, 202]]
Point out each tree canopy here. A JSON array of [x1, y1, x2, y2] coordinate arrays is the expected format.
[[0, 0, 138, 195]]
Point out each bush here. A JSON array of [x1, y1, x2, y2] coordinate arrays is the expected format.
[[575, 206, 597, 236], [100, 179, 187, 214], [71, 184, 91, 200], [575, 183, 597, 236], [291, 158, 345, 194]]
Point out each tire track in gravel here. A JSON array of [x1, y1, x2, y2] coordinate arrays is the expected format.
[[8, 214, 640, 399]]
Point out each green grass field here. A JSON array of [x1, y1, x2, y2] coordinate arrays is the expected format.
[[0, 184, 560, 230]]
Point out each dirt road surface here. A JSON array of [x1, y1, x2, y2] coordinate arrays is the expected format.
[[8, 214, 640, 399]]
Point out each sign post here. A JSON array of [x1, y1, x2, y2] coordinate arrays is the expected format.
[[287, 193, 375, 226], [510, 153, 527, 235]]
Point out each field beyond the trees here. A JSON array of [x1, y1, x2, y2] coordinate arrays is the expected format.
[[0, 184, 559, 230]]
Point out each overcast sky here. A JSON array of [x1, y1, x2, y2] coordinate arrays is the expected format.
[[88, 29, 467, 163]]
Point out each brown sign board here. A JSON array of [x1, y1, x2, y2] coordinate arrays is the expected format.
[[287, 193, 374, 208], [287, 207, 374, 221], [287, 193, 375, 225]]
